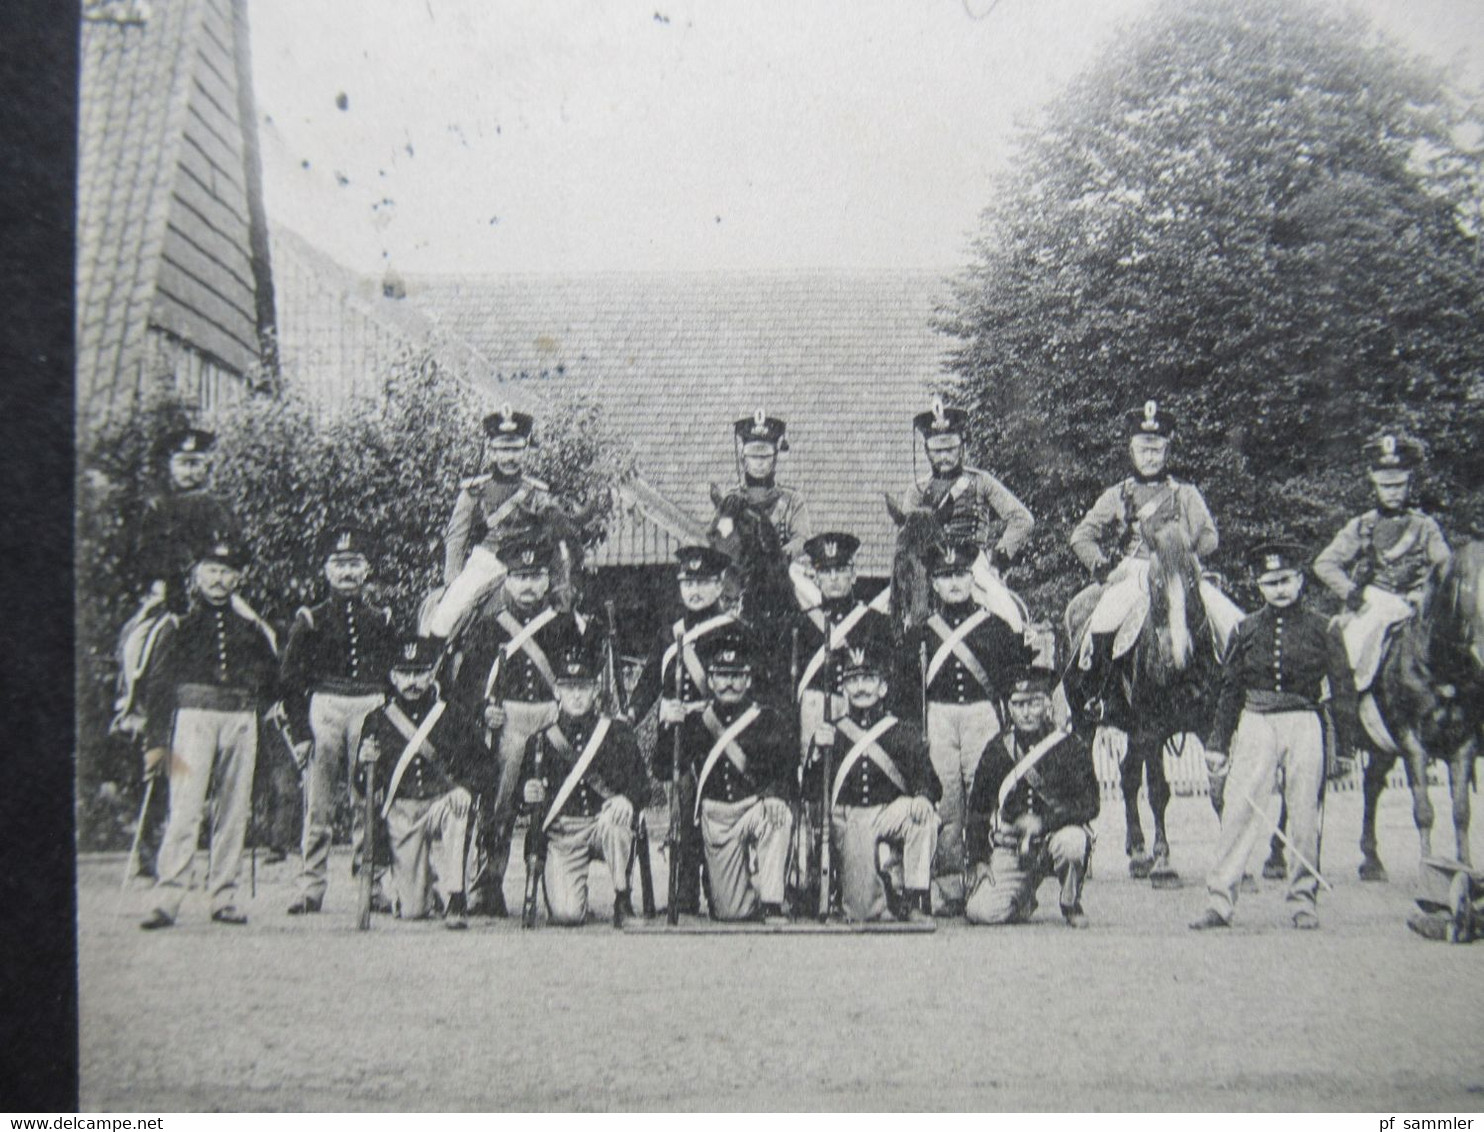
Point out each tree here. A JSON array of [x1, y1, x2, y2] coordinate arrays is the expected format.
[[938, 0, 1484, 617]]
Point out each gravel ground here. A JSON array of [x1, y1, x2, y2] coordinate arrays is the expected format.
[[79, 781, 1484, 1112]]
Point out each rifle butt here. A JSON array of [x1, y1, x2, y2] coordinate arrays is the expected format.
[[356, 759, 376, 931], [636, 817, 657, 918]]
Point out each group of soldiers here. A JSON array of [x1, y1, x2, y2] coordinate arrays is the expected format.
[[118, 394, 1455, 935]]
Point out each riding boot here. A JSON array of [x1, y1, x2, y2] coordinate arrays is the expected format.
[[1069, 633, 1115, 729]]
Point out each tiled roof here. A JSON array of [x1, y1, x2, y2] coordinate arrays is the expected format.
[[403, 271, 954, 575], [78, 0, 268, 427]]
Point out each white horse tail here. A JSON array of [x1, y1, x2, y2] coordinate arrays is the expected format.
[[1165, 571, 1191, 671]]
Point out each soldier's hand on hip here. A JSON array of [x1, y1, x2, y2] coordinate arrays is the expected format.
[[523, 779, 547, 805], [143, 746, 168, 779], [761, 796, 791, 827], [601, 794, 634, 827], [658, 698, 687, 725], [907, 795, 935, 825], [484, 703, 507, 731]]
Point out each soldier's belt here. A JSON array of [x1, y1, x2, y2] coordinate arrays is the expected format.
[[176, 684, 257, 712], [1243, 690, 1319, 714], [312, 679, 384, 697]]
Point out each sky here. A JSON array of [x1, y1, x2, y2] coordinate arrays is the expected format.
[[249, 0, 1484, 277]]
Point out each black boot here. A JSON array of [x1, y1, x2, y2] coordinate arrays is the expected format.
[[612, 890, 634, 928], [445, 892, 469, 930]]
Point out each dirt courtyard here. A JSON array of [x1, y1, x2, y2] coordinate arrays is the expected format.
[[79, 781, 1484, 1111]]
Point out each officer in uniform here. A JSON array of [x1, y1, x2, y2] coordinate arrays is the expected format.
[[452, 532, 587, 916], [660, 630, 796, 922], [424, 405, 556, 643], [906, 399, 1034, 631], [806, 640, 939, 923], [1313, 434, 1452, 694], [138, 534, 279, 929], [908, 539, 1030, 915], [1192, 543, 1359, 931], [1067, 401, 1238, 694], [713, 411, 816, 608], [628, 544, 739, 915], [358, 638, 481, 929], [519, 647, 650, 927], [280, 525, 399, 915], [964, 664, 1100, 928]]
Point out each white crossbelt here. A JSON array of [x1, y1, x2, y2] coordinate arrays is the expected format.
[[380, 700, 448, 817], [542, 717, 614, 831]]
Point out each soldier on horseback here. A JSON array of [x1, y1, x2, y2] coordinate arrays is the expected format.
[[1313, 434, 1452, 695], [1066, 400, 1240, 707], [422, 405, 557, 646], [710, 411, 816, 609], [904, 399, 1033, 632]]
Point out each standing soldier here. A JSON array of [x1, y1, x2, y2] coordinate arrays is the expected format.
[[712, 411, 816, 608], [137, 534, 279, 929], [357, 638, 481, 929], [280, 525, 398, 916], [628, 545, 739, 915], [1067, 400, 1239, 692], [1313, 434, 1452, 694], [964, 664, 1100, 928], [657, 630, 796, 923], [452, 532, 587, 916], [1191, 543, 1358, 931], [806, 641, 939, 923], [908, 539, 1030, 916], [905, 399, 1034, 631], [423, 405, 556, 645], [518, 646, 650, 927]]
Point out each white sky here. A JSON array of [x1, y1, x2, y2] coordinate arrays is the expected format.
[[249, 0, 1484, 276]]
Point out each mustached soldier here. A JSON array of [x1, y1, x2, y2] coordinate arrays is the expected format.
[[806, 641, 939, 923], [281, 525, 398, 916], [358, 638, 481, 928], [519, 646, 650, 927], [658, 629, 796, 922], [964, 664, 1099, 929], [451, 531, 587, 915], [628, 544, 738, 915], [138, 534, 278, 929], [1313, 434, 1452, 694]]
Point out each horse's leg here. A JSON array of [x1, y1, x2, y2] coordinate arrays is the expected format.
[[1359, 746, 1394, 881], [1120, 733, 1149, 875], [1450, 739, 1476, 865], [1398, 731, 1436, 866], [1262, 798, 1288, 881], [1146, 733, 1180, 888]]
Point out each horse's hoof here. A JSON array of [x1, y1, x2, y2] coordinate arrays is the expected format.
[[1262, 856, 1287, 882], [1358, 859, 1388, 883], [1150, 868, 1182, 890], [1129, 856, 1153, 879], [1239, 873, 1260, 895]]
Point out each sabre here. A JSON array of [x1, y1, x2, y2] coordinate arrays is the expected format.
[[1238, 789, 1332, 892], [116, 774, 158, 918]]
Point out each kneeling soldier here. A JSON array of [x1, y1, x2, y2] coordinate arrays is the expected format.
[[359, 638, 480, 928], [1191, 543, 1357, 932], [663, 630, 796, 922], [965, 664, 1099, 928], [520, 647, 650, 926], [807, 641, 939, 922]]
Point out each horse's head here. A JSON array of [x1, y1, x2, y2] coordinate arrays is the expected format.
[[708, 484, 781, 567], [884, 492, 944, 633], [1140, 520, 1208, 679]]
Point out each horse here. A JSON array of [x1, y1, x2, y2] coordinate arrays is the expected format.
[[1357, 538, 1484, 880], [883, 493, 945, 637], [1062, 521, 1231, 887], [707, 484, 798, 666]]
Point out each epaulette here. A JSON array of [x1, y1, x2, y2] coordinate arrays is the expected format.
[[460, 473, 493, 492]]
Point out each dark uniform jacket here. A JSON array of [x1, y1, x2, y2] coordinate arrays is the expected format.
[[134, 488, 241, 604], [656, 698, 796, 807], [965, 729, 1100, 862], [141, 600, 279, 748], [628, 603, 740, 724], [803, 705, 941, 809], [359, 689, 484, 801], [452, 600, 588, 709], [1207, 602, 1359, 755], [791, 597, 897, 699], [520, 711, 649, 821], [908, 600, 1030, 707], [279, 593, 397, 733]]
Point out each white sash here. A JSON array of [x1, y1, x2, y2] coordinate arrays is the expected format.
[[380, 700, 448, 817], [542, 717, 614, 831], [996, 727, 1069, 815], [694, 703, 762, 819], [831, 715, 907, 806], [925, 609, 992, 686], [661, 613, 733, 693], [796, 603, 873, 700], [484, 606, 560, 698]]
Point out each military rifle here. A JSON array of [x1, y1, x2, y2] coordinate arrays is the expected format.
[[356, 743, 377, 931], [784, 625, 807, 909], [815, 642, 838, 922], [522, 741, 549, 928], [665, 622, 686, 925], [605, 599, 654, 918], [265, 701, 309, 775]]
